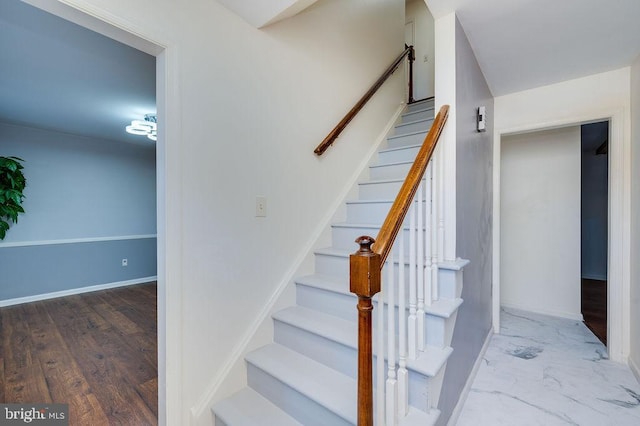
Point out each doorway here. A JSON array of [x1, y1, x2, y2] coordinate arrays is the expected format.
[[580, 121, 609, 345], [7, 0, 169, 423]]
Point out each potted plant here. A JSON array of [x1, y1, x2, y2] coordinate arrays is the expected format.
[[0, 156, 26, 240]]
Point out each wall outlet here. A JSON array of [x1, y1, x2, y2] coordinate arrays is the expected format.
[[256, 196, 267, 217], [122, 258, 128, 267]]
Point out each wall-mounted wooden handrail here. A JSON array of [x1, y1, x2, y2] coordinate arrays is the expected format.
[[349, 104, 449, 426], [314, 45, 415, 156]]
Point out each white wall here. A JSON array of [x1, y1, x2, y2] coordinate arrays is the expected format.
[[405, 0, 435, 99], [630, 56, 640, 380], [31, 1, 406, 424], [501, 127, 581, 319], [493, 67, 631, 362], [0, 123, 156, 242]]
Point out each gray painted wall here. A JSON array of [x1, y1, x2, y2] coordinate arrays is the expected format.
[[0, 123, 156, 301], [0, 238, 156, 300], [437, 17, 494, 424]]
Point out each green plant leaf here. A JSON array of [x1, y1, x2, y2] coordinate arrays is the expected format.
[[0, 156, 26, 240]]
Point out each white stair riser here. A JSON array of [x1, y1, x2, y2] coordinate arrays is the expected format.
[[438, 267, 464, 300], [394, 119, 434, 136], [346, 201, 393, 223], [346, 200, 428, 224], [387, 131, 428, 149], [296, 281, 458, 347], [273, 321, 431, 412], [401, 108, 434, 123], [331, 225, 427, 252], [369, 162, 412, 180], [408, 99, 434, 112], [358, 180, 405, 200], [247, 364, 352, 426], [378, 145, 420, 164], [425, 311, 458, 348]]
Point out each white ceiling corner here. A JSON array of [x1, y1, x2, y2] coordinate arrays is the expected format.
[[425, 0, 640, 96], [215, 0, 320, 28]]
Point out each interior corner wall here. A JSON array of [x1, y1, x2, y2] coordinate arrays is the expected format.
[[630, 56, 640, 379], [405, 0, 435, 99], [501, 126, 582, 319], [436, 17, 493, 426], [52, 0, 406, 423], [0, 123, 157, 301], [493, 67, 632, 363]]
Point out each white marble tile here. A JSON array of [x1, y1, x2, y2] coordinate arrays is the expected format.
[[457, 308, 640, 425]]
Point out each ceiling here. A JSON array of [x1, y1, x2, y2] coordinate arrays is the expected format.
[[2, 0, 638, 146], [0, 0, 156, 145], [425, 0, 640, 96]]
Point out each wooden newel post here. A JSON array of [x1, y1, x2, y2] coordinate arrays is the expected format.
[[350, 236, 382, 426]]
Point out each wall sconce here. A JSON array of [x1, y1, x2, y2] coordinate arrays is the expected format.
[[477, 106, 486, 132]]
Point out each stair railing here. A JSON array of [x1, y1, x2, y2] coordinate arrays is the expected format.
[[314, 45, 415, 156], [350, 105, 450, 425]]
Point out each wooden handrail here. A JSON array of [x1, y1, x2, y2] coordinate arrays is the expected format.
[[314, 45, 415, 156], [373, 105, 449, 263], [349, 104, 449, 426]]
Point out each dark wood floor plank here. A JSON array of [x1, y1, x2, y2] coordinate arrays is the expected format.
[[0, 310, 5, 403], [582, 279, 607, 345], [137, 377, 158, 417], [45, 295, 157, 425], [2, 305, 52, 403], [0, 282, 157, 425], [21, 303, 104, 426]]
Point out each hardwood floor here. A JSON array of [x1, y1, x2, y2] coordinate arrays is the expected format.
[[581, 278, 607, 345], [0, 283, 157, 425]]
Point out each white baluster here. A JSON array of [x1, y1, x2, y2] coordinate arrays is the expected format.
[[417, 180, 425, 351], [438, 147, 445, 263], [431, 157, 439, 301], [397, 228, 408, 417], [408, 201, 418, 360], [424, 175, 433, 307], [386, 252, 397, 426], [376, 291, 385, 425]]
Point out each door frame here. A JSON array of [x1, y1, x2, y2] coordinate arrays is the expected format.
[[21, 1, 181, 424], [492, 108, 630, 363]]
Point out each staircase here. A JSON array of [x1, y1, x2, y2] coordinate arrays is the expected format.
[[212, 99, 466, 425]]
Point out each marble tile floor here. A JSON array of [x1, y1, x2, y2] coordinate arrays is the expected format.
[[457, 308, 640, 426]]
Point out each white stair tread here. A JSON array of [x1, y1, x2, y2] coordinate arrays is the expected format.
[[370, 159, 413, 168], [379, 143, 422, 154], [212, 388, 302, 426], [332, 222, 427, 231], [245, 344, 357, 424], [396, 117, 434, 128], [297, 274, 463, 319], [400, 407, 440, 425], [273, 305, 453, 377], [388, 129, 428, 141]]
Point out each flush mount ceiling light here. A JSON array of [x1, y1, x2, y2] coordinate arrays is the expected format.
[[126, 114, 157, 141]]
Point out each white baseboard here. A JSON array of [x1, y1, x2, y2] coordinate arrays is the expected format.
[[447, 329, 493, 426], [0, 276, 157, 307], [501, 302, 584, 322], [630, 355, 640, 384]]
